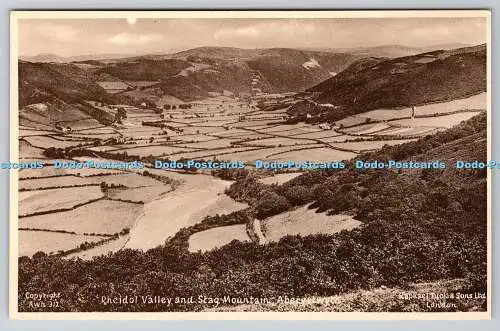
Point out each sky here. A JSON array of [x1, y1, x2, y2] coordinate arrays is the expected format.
[[17, 17, 487, 57]]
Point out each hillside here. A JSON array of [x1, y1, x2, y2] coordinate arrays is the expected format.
[[18, 61, 133, 128], [245, 48, 354, 92], [130, 47, 357, 101], [291, 44, 487, 122], [19, 47, 358, 105], [18, 61, 112, 106]]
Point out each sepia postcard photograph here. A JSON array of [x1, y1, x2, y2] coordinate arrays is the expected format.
[[9, 10, 491, 319]]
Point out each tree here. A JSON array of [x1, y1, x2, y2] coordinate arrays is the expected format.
[[254, 191, 291, 218], [115, 114, 123, 124], [100, 181, 108, 193], [32, 251, 47, 259], [117, 107, 127, 118], [283, 185, 311, 205], [115, 107, 127, 124]]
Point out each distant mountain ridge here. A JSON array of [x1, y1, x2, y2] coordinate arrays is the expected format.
[[22, 43, 473, 63], [20, 53, 142, 63], [305, 43, 473, 58]]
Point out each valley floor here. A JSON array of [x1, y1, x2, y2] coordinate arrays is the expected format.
[[17, 92, 486, 258]]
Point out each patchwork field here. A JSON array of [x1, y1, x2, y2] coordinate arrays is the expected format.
[[389, 111, 481, 129], [336, 92, 486, 127], [218, 132, 271, 140], [210, 128, 249, 137], [112, 145, 197, 158], [24, 136, 90, 149], [53, 117, 103, 130], [19, 230, 108, 257], [108, 185, 173, 203], [19, 175, 99, 190], [19, 167, 127, 179], [71, 127, 117, 135], [19, 129, 58, 137], [89, 173, 165, 187], [226, 147, 305, 163], [268, 147, 358, 162], [344, 123, 392, 135], [384, 127, 439, 137], [70, 133, 121, 140], [166, 146, 258, 160], [331, 139, 417, 152], [290, 131, 343, 139], [179, 138, 238, 149], [19, 140, 47, 159], [64, 234, 130, 260], [170, 134, 219, 143], [19, 200, 142, 235], [321, 135, 370, 143], [180, 126, 226, 134], [261, 205, 362, 243], [19, 186, 104, 216], [259, 124, 320, 135], [241, 137, 320, 147]]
